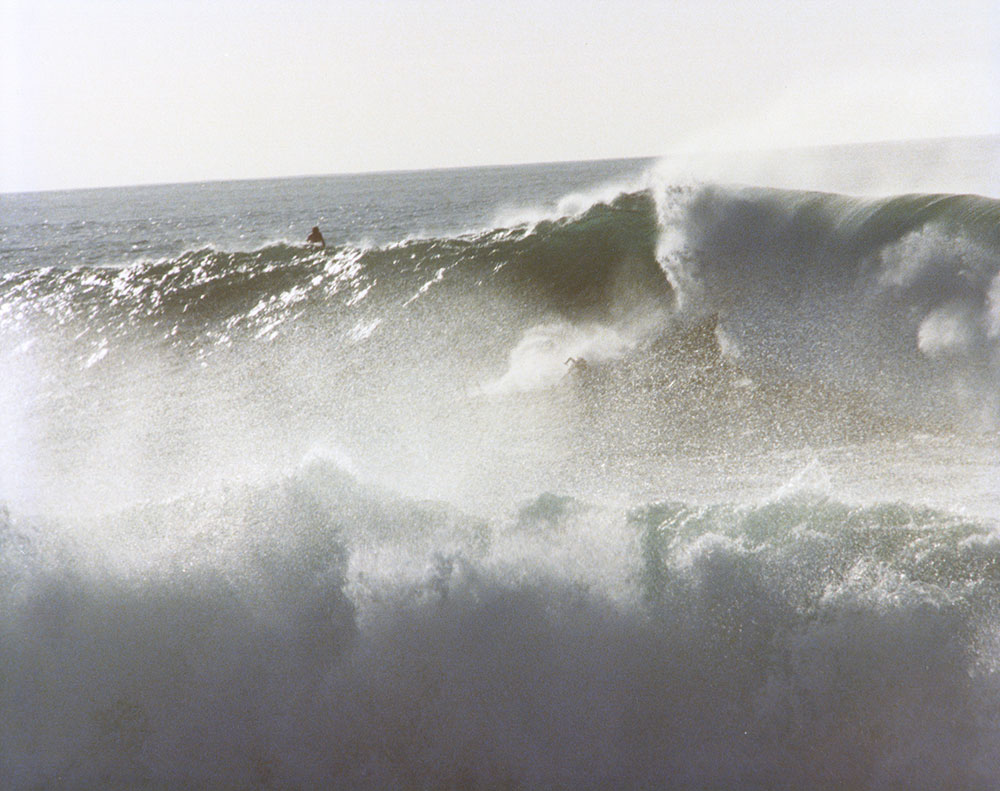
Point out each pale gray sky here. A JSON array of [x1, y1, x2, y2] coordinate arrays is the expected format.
[[2, 0, 997, 192]]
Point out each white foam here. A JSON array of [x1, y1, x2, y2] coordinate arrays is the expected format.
[[480, 320, 634, 394]]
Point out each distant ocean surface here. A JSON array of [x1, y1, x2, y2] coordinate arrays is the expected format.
[[2, 136, 1000, 789]]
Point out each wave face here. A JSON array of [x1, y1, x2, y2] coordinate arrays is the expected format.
[[658, 186, 1000, 428], [2, 147, 1000, 788], [3, 185, 997, 506]]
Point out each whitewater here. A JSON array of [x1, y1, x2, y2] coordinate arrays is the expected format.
[[1, 137, 999, 789]]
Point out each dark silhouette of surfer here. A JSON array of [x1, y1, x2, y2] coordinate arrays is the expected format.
[[563, 357, 588, 378], [307, 226, 326, 249]]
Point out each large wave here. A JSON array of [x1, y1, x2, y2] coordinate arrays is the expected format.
[[2, 182, 999, 513], [3, 455, 1000, 789], [3, 172, 1000, 787], [656, 185, 1000, 425]]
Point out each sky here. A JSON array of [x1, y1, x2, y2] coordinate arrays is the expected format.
[[2, 0, 998, 192]]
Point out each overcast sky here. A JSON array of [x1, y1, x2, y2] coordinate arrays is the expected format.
[[2, 0, 997, 192]]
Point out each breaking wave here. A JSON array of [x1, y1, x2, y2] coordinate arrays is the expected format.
[[3, 456, 1000, 789], [3, 186, 997, 408], [3, 163, 1000, 788]]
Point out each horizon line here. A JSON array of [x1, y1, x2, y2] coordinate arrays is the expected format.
[[4, 132, 997, 197]]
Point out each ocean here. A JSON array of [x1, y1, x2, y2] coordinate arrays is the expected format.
[[1, 136, 999, 789]]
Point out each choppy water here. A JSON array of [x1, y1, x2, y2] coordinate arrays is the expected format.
[[2, 138, 1000, 789]]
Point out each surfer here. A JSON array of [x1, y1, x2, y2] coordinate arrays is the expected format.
[[307, 226, 326, 249], [564, 357, 588, 376]]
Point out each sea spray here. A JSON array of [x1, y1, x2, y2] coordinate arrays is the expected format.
[[3, 463, 1000, 788], [3, 144, 1000, 788]]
